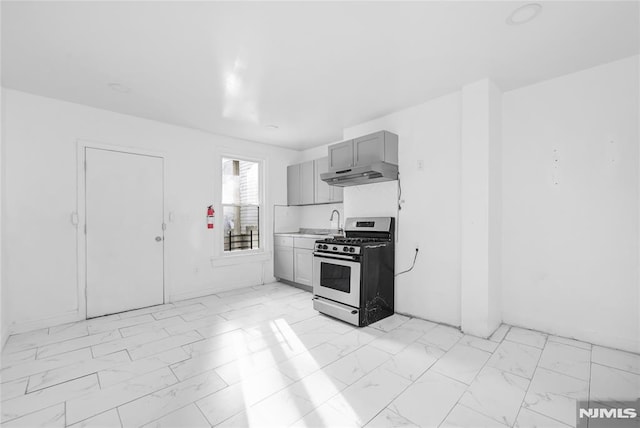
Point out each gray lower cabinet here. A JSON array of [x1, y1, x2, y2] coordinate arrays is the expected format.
[[274, 235, 294, 281], [293, 248, 313, 286], [274, 245, 294, 281], [314, 157, 343, 204], [274, 235, 317, 288]]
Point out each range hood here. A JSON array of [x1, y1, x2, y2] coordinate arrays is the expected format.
[[320, 162, 398, 187]]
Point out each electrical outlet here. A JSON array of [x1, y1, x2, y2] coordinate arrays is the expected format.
[[552, 148, 560, 185], [417, 160, 424, 171]]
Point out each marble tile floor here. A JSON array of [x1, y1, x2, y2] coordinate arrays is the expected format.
[[1, 282, 639, 428]]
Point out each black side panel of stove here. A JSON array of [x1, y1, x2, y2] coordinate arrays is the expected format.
[[358, 244, 395, 327]]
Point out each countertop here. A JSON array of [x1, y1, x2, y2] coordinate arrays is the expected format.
[[274, 229, 342, 239]]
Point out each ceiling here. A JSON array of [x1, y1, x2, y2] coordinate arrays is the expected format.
[[2, 1, 638, 150]]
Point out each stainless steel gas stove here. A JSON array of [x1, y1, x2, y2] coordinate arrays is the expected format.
[[312, 217, 395, 326]]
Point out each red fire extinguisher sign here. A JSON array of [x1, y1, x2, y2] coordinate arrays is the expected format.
[[207, 206, 215, 229]]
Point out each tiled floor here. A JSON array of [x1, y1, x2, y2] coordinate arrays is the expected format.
[[1, 282, 639, 427]]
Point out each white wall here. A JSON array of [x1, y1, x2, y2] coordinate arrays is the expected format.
[[308, 55, 639, 351], [1, 2, 7, 348], [502, 55, 639, 352], [299, 144, 333, 163], [2, 89, 298, 333], [1, 121, 5, 347], [1, 89, 6, 349], [4, 54, 638, 352], [337, 93, 463, 326]]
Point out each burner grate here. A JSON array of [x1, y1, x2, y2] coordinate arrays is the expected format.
[[322, 237, 387, 245]]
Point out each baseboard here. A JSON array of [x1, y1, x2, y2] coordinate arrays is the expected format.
[[504, 318, 640, 355], [6, 281, 281, 337], [7, 310, 82, 336], [278, 279, 312, 293], [1, 321, 9, 351], [169, 281, 264, 303], [394, 310, 462, 330]]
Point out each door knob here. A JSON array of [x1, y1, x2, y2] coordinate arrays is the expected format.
[[155, 236, 163, 242]]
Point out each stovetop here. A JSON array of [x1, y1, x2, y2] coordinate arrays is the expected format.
[[316, 237, 388, 245], [315, 236, 392, 257], [314, 217, 395, 257]]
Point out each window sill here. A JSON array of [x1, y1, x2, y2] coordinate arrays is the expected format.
[[211, 251, 271, 267]]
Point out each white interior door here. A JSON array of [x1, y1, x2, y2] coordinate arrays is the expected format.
[[85, 148, 164, 318]]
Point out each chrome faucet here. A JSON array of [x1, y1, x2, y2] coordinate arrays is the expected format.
[[330, 209, 343, 235]]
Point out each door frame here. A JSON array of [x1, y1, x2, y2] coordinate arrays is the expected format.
[[76, 140, 168, 320]]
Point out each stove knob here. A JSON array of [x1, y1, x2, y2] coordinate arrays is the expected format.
[[322, 244, 328, 249], [349, 247, 355, 253], [332, 247, 337, 251], [343, 246, 349, 252]]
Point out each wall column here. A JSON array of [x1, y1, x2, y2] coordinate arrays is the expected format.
[[460, 79, 502, 338]]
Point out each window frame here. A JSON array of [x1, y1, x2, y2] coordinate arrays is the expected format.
[[219, 154, 265, 257]]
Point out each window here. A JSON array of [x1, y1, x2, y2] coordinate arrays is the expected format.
[[222, 157, 261, 253]]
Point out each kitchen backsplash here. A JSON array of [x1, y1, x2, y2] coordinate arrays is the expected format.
[[274, 203, 344, 233]]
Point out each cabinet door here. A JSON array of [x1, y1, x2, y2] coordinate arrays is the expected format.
[[299, 160, 314, 205], [354, 131, 385, 167], [314, 157, 332, 204], [293, 248, 314, 287], [287, 164, 300, 206], [274, 245, 294, 281], [328, 140, 354, 172]]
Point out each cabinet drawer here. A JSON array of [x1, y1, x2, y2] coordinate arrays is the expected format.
[[293, 237, 317, 250], [274, 235, 294, 247]]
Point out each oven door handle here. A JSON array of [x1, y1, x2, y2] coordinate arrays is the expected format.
[[313, 252, 360, 262]]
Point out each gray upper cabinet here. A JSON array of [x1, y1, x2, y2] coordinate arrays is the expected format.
[[314, 157, 343, 204], [328, 140, 354, 171], [299, 161, 314, 205], [328, 131, 399, 173], [314, 157, 331, 204], [287, 160, 314, 206], [354, 132, 386, 165], [287, 164, 301, 206]]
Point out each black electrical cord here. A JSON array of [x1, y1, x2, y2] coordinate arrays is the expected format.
[[395, 247, 419, 277], [397, 172, 402, 211]]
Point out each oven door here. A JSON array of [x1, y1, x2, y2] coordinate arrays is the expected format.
[[313, 253, 361, 308]]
